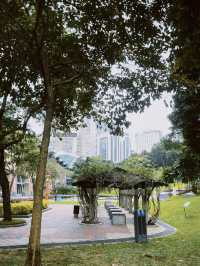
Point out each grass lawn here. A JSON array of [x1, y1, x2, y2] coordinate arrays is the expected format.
[[48, 200, 79, 205], [0, 195, 200, 266]]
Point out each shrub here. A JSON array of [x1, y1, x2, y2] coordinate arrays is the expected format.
[[0, 200, 48, 216], [54, 186, 77, 195]]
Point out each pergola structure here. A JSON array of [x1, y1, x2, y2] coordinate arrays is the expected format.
[[73, 167, 166, 224]]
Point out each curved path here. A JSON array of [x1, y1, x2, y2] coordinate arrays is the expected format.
[[0, 204, 176, 249]]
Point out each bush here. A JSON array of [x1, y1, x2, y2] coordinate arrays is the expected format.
[[0, 200, 48, 216], [54, 186, 77, 195]]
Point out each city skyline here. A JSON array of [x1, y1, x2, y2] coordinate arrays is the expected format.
[[29, 93, 173, 139], [49, 119, 131, 164]]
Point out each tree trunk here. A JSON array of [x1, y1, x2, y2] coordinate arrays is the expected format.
[[128, 195, 133, 213], [25, 102, 53, 266], [142, 190, 148, 224], [80, 187, 98, 224], [88, 188, 98, 223], [9, 175, 15, 193], [134, 189, 139, 211], [0, 148, 12, 221], [119, 189, 122, 207]]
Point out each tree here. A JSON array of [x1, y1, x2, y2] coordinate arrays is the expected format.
[[7, 134, 40, 192], [1, 1, 174, 265], [149, 139, 181, 168], [46, 158, 72, 190], [169, 90, 200, 155], [168, 90, 200, 192], [151, 1, 200, 87], [0, 1, 42, 221], [73, 157, 114, 224], [120, 154, 154, 178], [176, 148, 200, 194], [152, 1, 200, 155]]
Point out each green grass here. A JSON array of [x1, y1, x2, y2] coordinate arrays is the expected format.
[[99, 189, 118, 196], [48, 200, 79, 205], [1, 195, 200, 265], [48, 199, 118, 206]]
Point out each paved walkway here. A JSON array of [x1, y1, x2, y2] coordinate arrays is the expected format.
[[0, 205, 176, 248]]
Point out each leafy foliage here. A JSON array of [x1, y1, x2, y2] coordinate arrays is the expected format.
[[54, 186, 77, 195], [149, 138, 181, 168], [47, 158, 73, 189], [177, 148, 200, 184], [0, 201, 47, 216], [8, 134, 40, 178], [120, 154, 154, 179], [169, 90, 200, 155], [73, 157, 114, 185]]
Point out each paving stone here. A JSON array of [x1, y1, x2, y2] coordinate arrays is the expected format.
[[0, 204, 174, 248]]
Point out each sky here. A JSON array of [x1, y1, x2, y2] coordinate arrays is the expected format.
[[127, 93, 173, 139], [29, 93, 173, 137]]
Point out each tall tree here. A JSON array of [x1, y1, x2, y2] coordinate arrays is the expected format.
[[0, 1, 42, 221], [169, 90, 200, 155], [169, 93, 200, 192], [73, 157, 114, 224], [151, 1, 200, 189], [1, 1, 172, 265], [7, 134, 40, 191], [121, 154, 154, 178], [149, 138, 181, 168]]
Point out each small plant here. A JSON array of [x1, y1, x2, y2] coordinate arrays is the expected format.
[[0, 200, 48, 216], [54, 186, 77, 195]]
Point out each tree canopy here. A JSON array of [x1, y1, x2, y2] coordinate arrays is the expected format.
[[149, 139, 181, 168], [120, 154, 154, 179]]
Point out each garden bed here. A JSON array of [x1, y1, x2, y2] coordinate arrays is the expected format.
[[0, 219, 26, 228], [0, 201, 48, 218]]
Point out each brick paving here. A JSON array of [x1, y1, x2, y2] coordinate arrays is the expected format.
[[0, 204, 173, 248]]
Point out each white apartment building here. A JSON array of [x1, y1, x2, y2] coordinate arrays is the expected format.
[[49, 119, 131, 163], [49, 132, 77, 155], [96, 124, 131, 163], [76, 119, 97, 158], [134, 130, 162, 154]]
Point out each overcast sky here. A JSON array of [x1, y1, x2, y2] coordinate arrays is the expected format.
[[30, 93, 173, 137], [127, 93, 173, 139]]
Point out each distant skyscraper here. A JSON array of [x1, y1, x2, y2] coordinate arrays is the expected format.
[[49, 132, 77, 155], [96, 124, 131, 163], [134, 130, 162, 154], [76, 119, 97, 158], [49, 119, 131, 163]]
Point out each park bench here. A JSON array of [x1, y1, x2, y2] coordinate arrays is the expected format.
[[104, 202, 126, 225], [108, 208, 122, 217], [111, 212, 126, 225]]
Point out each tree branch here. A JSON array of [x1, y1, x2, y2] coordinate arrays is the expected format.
[[53, 73, 82, 86], [0, 92, 9, 120]]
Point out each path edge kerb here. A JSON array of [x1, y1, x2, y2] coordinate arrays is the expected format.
[[0, 220, 176, 250]]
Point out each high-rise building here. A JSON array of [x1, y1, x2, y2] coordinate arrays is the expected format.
[[134, 130, 162, 154], [49, 132, 77, 155], [76, 119, 97, 158], [49, 119, 131, 163], [96, 124, 131, 163]]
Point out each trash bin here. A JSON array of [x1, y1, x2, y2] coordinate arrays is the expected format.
[[73, 205, 80, 218], [134, 209, 147, 243]]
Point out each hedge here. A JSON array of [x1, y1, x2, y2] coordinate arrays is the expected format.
[[0, 200, 48, 216]]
